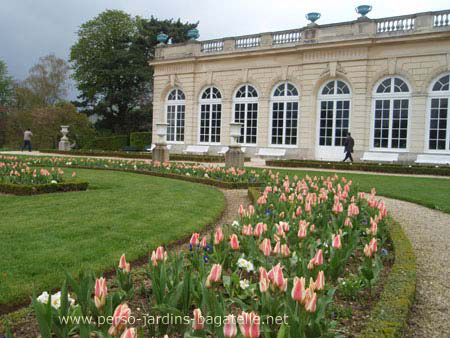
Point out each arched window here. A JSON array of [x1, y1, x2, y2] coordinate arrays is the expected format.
[[317, 80, 351, 147], [199, 87, 222, 143], [270, 82, 299, 145], [233, 85, 258, 144], [428, 74, 450, 151], [372, 77, 410, 149], [166, 89, 185, 142]]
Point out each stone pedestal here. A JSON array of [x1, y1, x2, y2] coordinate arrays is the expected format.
[[58, 139, 70, 151], [225, 145, 244, 169], [153, 143, 169, 163]]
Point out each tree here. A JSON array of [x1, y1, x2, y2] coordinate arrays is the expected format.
[[0, 59, 13, 108], [70, 10, 197, 133], [24, 54, 70, 106]]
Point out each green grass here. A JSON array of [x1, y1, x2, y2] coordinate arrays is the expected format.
[[0, 169, 225, 306], [251, 167, 450, 214]]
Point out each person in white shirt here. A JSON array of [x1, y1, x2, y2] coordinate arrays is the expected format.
[[22, 128, 33, 152]]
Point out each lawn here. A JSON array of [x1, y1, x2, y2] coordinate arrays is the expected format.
[[252, 167, 450, 214], [0, 168, 225, 307]]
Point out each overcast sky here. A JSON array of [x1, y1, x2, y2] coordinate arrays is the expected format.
[[1, 0, 449, 98]]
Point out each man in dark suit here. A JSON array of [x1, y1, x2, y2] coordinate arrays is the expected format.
[[343, 132, 354, 162]]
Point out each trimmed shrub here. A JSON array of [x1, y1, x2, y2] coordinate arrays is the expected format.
[[40, 149, 251, 163], [359, 217, 416, 338], [0, 181, 89, 195], [130, 131, 152, 150], [90, 135, 128, 151], [266, 159, 450, 177]]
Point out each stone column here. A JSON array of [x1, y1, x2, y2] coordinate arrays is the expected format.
[[225, 146, 244, 169], [153, 123, 170, 162]]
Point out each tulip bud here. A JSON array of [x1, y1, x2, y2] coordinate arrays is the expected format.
[[214, 227, 224, 245], [223, 314, 238, 338], [238, 311, 260, 338], [119, 254, 130, 273], [192, 308, 204, 331], [332, 234, 342, 250], [230, 234, 240, 250], [94, 277, 107, 309], [291, 276, 306, 303], [259, 238, 272, 257], [315, 271, 325, 291]]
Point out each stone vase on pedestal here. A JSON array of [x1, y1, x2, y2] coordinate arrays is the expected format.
[[58, 125, 71, 151], [225, 122, 244, 169], [152, 123, 170, 163]]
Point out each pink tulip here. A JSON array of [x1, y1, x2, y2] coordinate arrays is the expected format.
[[192, 308, 204, 331], [291, 276, 306, 303], [279, 193, 287, 202], [298, 224, 307, 240], [190, 233, 200, 247], [239, 204, 245, 217], [344, 217, 353, 227], [268, 263, 287, 292], [230, 234, 240, 250], [296, 206, 302, 216], [315, 271, 325, 291], [223, 314, 238, 338], [259, 267, 270, 293], [247, 205, 255, 216], [109, 303, 131, 335], [332, 234, 342, 250], [304, 289, 318, 312], [119, 254, 130, 273], [364, 244, 372, 257], [273, 241, 281, 255], [259, 238, 272, 257], [94, 277, 107, 309], [209, 264, 222, 282], [313, 249, 323, 266], [151, 246, 168, 267], [257, 195, 267, 205], [281, 244, 290, 257], [120, 328, 137, 338], [276, 224, 286, 238], [369, 238, 377, 254], [253, 223, 266, 237], [238, 311, 260, 338], [242, 224, 253, 236], [200, 236, 207, 248], [214, 227, 224, 245]]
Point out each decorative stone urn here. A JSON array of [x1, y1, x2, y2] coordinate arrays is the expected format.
[[153, 123, 169, 163], [187, 28, 200, 41], [306, 12, 321, 26], [58, 125, 70, 151], [157, 31, 169, 45], [226, 122, 244, 169], [356, 5, 372, 20]]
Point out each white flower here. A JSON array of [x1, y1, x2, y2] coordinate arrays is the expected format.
[[231, 221, 240, 228], [37, 291, 75, 309], [134, 165, 137, 170], [37, 291, 49, 304], [65, 162, 72, 166], [237, 258, 254, 272], [186, 173, 190, 176], [51, 180, 57, 184], [240, 279, 250, 290], [204, 174, 209, 178]]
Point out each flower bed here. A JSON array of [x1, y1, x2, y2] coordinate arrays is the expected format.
[[27, 172, 394, 337], [0, 155, 266, 188], [266, 159, 450, 177], [40, 149, 252, 163], [0, 160, 88, 195]]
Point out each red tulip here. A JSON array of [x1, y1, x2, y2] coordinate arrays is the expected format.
[[259, 267, 270, 293], [238, 311, 260, 338], [315, 271, 325, 291], [223, 314, 238, 338], [214, 227, 224, 245], [190, 233, 200, 246], [332, 234, 342, 250], [259, 238, 272, 257], [192, 308, 204, 331], [304, 289, 317, 312], [94, 277, 107, 309], [119, 254, 130, 273], [230, 234, 240, 250], [291, 276, 306, 303]]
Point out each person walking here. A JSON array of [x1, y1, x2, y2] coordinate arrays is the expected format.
[[343, 132, 354, 162], [22, 128, 33, 152]]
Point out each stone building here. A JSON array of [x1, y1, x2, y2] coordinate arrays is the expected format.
[[150, 9, 450, 163]]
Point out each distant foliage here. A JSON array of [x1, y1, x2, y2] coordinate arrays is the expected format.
[[130, 131, 151, 150]]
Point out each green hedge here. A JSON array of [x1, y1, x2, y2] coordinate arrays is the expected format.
[[266, 159, 450, 177], [40, 149, 251, 163], [130, 132, 152, 150], [0, 181, 89, 195], [90, 135, 129, 151], [359, 217, 416, 337]]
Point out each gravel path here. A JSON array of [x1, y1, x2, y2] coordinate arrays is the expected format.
[[381, 197, 450, 338]]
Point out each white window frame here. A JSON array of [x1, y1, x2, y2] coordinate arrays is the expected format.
[[425, 73, 450, 154], [269, 82, 300, 148], [165, 89, 186, 144], [232, 84, 259, 146], [370, 77, 411, 152], [316, 80, 352, 148], [198, 86, 222, 145]]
